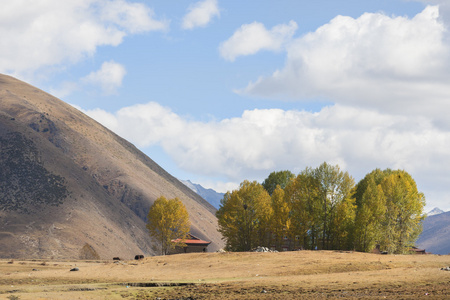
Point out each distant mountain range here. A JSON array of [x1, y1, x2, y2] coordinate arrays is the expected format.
[[181, 180, 224, 209], [417, 209, 450, 255]]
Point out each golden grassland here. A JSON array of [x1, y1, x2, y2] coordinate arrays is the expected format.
[[0, 250, 449, 299]]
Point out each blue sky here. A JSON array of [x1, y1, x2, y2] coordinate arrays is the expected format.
[[2, 0, 450, 211]]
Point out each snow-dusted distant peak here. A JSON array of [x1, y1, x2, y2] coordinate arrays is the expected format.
[[428, 207, 445, 216], [181, 179, 197, 192], [180, 179, 224, 209]]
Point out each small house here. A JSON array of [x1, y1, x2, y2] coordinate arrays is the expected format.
[[171, 234, 211, 254], [410, 246, 427, 254]]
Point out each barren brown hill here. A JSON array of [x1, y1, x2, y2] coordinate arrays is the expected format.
[[0, 74, 223, 259]]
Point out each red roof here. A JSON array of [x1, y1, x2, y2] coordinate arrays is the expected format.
[[172, 234, 211, 246], [183, 239, 211, 245]]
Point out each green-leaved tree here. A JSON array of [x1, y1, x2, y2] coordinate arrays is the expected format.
[[311, 162, 355, 249], [262, 170, 295, 195]]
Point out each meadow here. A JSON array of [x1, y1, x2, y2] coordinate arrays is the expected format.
[[0, 250, 449, 299]]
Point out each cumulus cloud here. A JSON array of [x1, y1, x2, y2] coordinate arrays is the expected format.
[[81, 61, 127, 95], [99, 0, 168, 33], [181, 0, 220, 30], [0, 0, 168, 77], [81, 101, 450, 210], [239, 6, 450, 123], [415, 0, 450, 25], [219, 20, 298, 61], [49, 81, 80, 99]]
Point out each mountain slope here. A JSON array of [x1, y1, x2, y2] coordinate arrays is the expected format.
[[416, 211, 450, 255], [0, 74, 223, 259]]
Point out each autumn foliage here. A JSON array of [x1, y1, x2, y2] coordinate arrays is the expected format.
[[217, 163, 425, 254], [146, 196, 191, 255]]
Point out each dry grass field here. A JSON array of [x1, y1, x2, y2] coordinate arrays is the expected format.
[[0, 250, 449, 299]]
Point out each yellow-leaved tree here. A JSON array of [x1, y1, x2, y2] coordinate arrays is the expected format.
[[146, 196, 190, 255], [353, 169, 425, 254], [353, 170, 387, 252], [270, 185, 290, 251], [216, 180, 272, 251], [285, 171, 321, 250], [380, 171, 425, 254], [311, 162, 355, 250]]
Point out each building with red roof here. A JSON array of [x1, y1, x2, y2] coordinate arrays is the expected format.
[[171, 234, 211, 254]]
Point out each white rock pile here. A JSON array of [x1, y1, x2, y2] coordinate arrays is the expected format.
[[252, 246, 278, 253]]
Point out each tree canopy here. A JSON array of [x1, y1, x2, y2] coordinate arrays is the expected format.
[[262, 170, 295, 195], [217, 163, 425, 253], [146, 196, 191, 255], [216, 180, 272, 251]]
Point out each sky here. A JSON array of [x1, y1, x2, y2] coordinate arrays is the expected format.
[[1, 0, 450, 212]]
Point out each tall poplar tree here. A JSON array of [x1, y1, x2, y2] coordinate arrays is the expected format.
[[353, 177, 386, 252], [331, 195, 356, 250], [312, 162, 355, 249], [270, 185, 290, 250], [354, 169, 425, 253], [146, 196, 191, 255], [284, 171, 321, 250], [380, 171, 425, 254], [216, 180, 272, 251]]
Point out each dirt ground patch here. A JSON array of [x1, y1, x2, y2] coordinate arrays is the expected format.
[[0, 251, 449, 299]]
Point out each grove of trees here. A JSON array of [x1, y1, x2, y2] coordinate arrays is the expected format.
[[216, 163, 426, 254], [146, 196, 191, 255]]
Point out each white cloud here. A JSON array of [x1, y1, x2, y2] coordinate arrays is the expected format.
[[81, 101, 450, 211], [240, 6, 450, 123], [181, 0, 220, 30], [415, 1, 450, 25], [78, 107, 119, 130], [99, 0, 168, 33], [0, 0, 168, 77], [219, 20, 298, 61], [49, 81, 79, 99], [81, 61, 127, 95]]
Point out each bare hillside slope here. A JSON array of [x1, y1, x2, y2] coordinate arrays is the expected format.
[[0, 74, 223, 259]]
